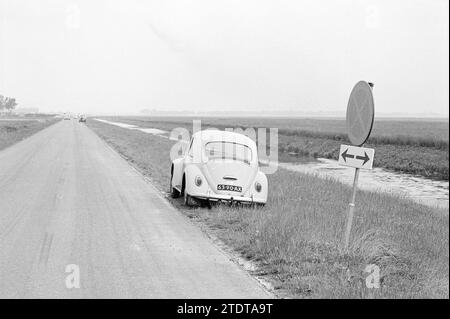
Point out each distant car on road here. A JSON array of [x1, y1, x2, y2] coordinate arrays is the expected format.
[[170, 130, 268, 207], [63, 115, 70, 120], [79, 115, 87, 123]]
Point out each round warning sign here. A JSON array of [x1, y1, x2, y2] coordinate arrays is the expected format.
[[346, 81, 374, 146]]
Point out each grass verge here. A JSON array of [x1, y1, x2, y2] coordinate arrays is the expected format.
[[0, 118, 60, 151], [87, 119, 449, 299]]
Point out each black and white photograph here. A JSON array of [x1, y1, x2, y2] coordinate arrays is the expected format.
[[0, 0, 448, 307]]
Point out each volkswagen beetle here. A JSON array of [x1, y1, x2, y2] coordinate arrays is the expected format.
[[170, 130, 268, 206]]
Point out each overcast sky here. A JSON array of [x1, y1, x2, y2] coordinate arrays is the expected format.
[[0, 0, 448, 116]]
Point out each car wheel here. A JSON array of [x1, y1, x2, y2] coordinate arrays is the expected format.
[[184, 192, 196, 206], [182, 175, 196, 207], [170, 171, 180, 198]]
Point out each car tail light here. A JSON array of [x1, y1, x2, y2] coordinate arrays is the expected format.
[[195, 176, 202, 187], [255, 182, 262, 192]]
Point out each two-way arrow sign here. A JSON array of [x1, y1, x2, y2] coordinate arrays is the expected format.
[[338, 145, 375, 169], [341, 149, 371, 165]]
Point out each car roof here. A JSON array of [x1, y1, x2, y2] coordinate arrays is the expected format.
[[192, 130, 256, 147]]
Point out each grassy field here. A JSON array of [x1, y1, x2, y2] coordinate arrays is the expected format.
[[87, 118, 449, 299], [0, 117, 59, 151], [96, 116, 449, 180]]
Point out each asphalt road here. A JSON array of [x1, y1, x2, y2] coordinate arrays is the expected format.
[[0, 120, 271, 298]]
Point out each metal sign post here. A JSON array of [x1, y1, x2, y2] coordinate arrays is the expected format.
[[344, 167, 360, 249], [342, 81, 375, 250]]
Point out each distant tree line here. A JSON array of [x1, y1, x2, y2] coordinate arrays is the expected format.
[[0, 94, 18, 112]]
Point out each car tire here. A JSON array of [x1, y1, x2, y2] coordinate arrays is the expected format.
[[184, 192, 196, 206], [182, 175, 196, 207], [170, 171, 180, 198]]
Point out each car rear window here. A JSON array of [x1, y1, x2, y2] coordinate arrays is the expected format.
[[205, 142, 252, 164]]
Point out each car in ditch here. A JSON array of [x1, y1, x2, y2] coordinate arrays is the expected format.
[[170, 130, 268, 206]]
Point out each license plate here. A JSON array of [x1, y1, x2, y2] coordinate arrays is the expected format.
[[217, 184, 242, 192]]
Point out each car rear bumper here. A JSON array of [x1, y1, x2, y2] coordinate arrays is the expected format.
[[191, 192, 266, 204]]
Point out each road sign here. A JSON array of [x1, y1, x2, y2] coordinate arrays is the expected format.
[[346, 81, 374, 146], [338, 144, 375, 170], [342, 81, 376, 250]]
